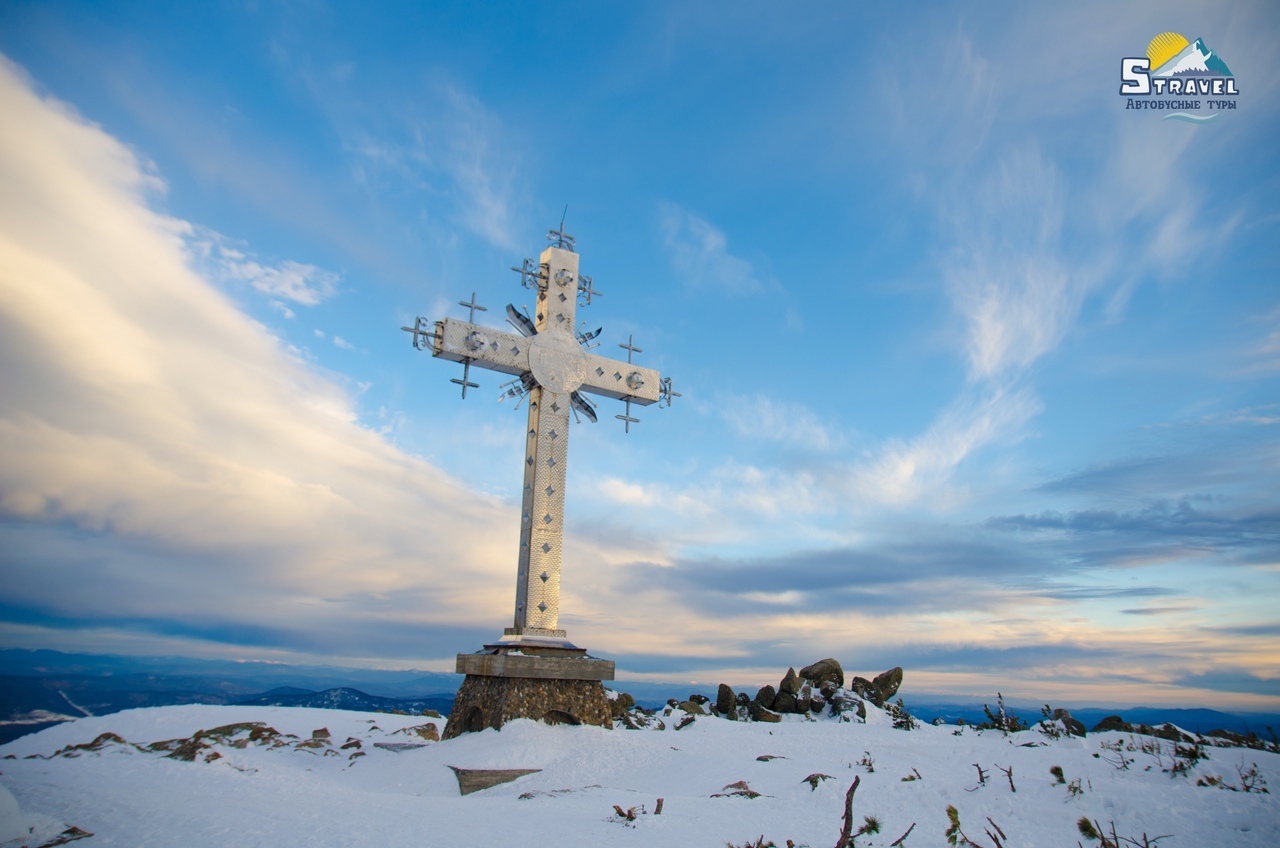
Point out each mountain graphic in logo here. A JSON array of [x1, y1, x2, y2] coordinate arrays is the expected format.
[[1148, 33, 1233, 78]]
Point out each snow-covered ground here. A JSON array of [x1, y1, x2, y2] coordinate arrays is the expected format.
[[1, 703, 1276, 847]]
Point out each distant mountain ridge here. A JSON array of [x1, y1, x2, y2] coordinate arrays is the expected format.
[[3, 649, 1277, 745], [235, 686, 452, 715], [0, 648, 463, 744], [0, 648, 463, 696]]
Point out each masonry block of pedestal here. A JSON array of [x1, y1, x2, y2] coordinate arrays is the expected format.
[[455, 652, 615, 680]]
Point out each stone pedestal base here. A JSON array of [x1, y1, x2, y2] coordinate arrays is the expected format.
[[442, 640, 615, 740], [443, 674, 613, 739]]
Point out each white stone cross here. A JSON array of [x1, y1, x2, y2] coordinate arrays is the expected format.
[[403, 228, 675, 643]]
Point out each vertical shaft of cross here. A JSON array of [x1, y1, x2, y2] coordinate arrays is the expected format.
[[513, 386, 571, 636], [509, 245, 580, 638]]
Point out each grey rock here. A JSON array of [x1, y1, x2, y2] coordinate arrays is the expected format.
[[755, 685, 776, 711], [848, 676, 874, 701], [780, 667, 802, 695], [872, 667, 903, 704], [847, 668, 904, 707], [747, 701, 778, 722], [1091, 715, 1131, 733], [827, 688, 860, 716], [610, 692, 636, 719], [679, 700, 707, 716], [795, 682, 813, 714], [1052, 708, 1087, 738], [774, 690, 797, 714], [716, 683, 736, 718], [800, 658, 844, 689], [616, 711, 644, 730]]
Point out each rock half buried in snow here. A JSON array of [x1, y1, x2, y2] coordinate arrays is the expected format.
[[374, 742, 428, 752], [449, 766, 542, 796], [716, 683, 736, 717], [1051, 708, 1087, 738]]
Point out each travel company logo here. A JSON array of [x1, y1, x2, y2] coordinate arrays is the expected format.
[[1120, 33, 1238, 123]]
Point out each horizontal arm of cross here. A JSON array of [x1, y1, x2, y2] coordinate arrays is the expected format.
[[432, 318, 531, 378], [575, 351, 663, 405]]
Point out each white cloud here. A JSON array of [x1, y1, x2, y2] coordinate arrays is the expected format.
[[0, 57, 524, 657], [850, 384, 1042, 506], [325, 77, 526, 252], [720, 394, 845, 452], [332, 336, 356, 351], [1196, 404, 1280, 427], [439, 86, 523, 251], [1246, 307, 1280, 375], [217, 250, 339, 306], [658, 203, 762, 294], [940, 145, 1080, 382], [590, 459, 835, 554], [268, 300, 296, 319], [185, 227, 340, 307]]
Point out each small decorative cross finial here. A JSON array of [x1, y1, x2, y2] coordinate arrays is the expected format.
[[547, 208, 575, 252], [615, 399, 640, 433], [546, 223, 575, 252], [451, 360, 480, 399], [659, 376, 682, 408], [576, 273, 601, 306], [619, 334, 642, 364], [510, 258, 544, 290], [400, 316, 435, 350], [458, 292, 488, 323]]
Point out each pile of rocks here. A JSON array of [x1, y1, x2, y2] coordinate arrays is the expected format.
[[617, 659, 906, 727]]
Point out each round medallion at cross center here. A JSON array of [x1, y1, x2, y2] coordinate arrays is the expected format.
[[528, 329, 588, 394]]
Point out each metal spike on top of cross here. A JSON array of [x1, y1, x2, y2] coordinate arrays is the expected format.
[[401, 224, 677, 641]]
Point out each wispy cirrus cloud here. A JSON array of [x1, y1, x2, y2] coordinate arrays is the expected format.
[[1246, 307, 1280, 374], [658, 202, 763, 294], [435, 85, 525, 251], [940, 144, 1080, 382], [719, 393, 846, 451], [324, 74, 527, 252], [849, 383, 1042, 506]]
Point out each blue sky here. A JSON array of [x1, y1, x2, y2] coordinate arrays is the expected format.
[[1, 1, 1277, 709]]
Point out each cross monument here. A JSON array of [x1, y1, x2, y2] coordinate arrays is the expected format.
[[402, 224, 677, 736]]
